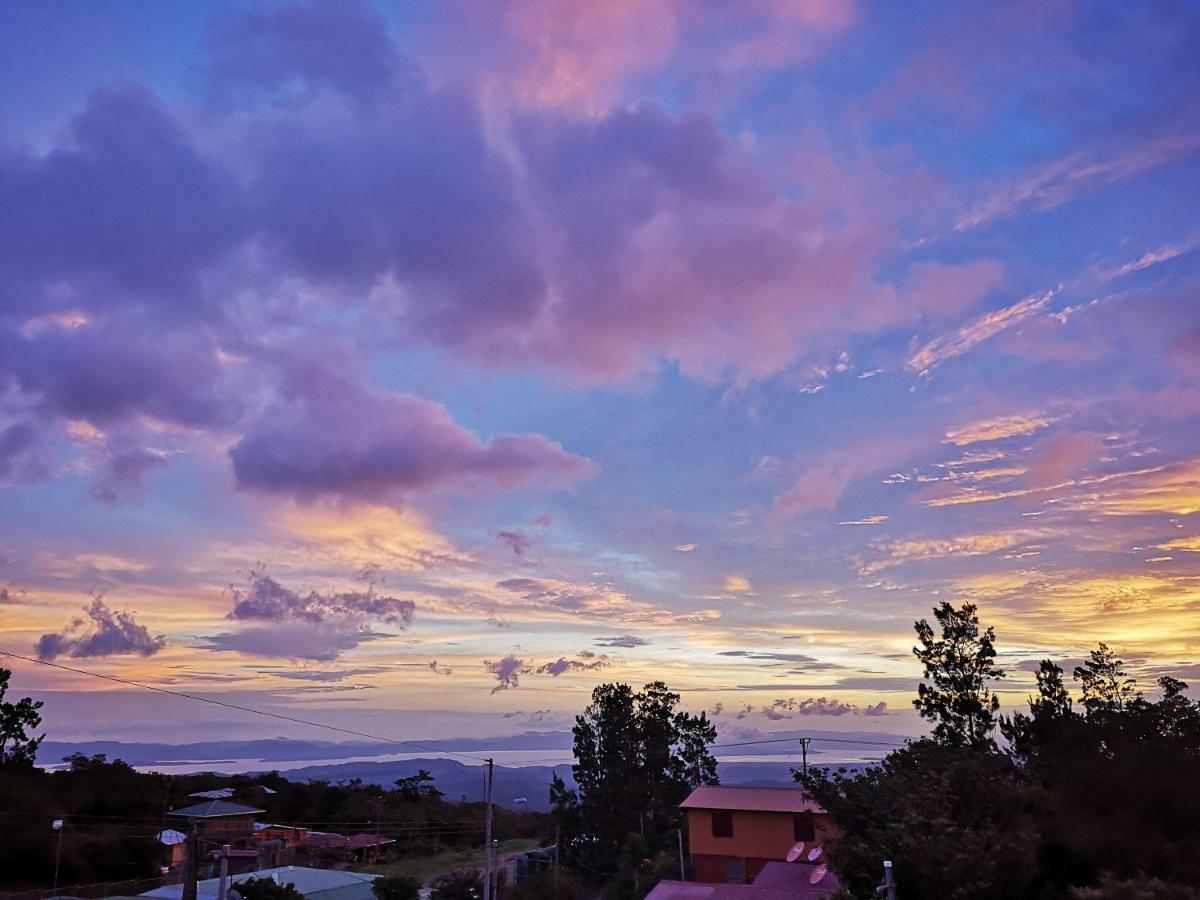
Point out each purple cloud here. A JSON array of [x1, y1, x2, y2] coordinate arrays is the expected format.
[[485, 655, 532, 693], [0, 422, 54, 485], [595, 634, 649, 648], [227, 571, 415, 627], [89, 445, 169, 504], [495, 530, 532, 558], [36, 597, 165, 660], [230, 367, 594, 504], [534, 654, 609, 676]]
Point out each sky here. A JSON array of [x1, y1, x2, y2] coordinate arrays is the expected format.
[[1, 0, 1199, 746]]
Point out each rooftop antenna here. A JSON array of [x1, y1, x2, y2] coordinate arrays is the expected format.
[[786, 842, 805, 863], [798, 737, 812, 778]]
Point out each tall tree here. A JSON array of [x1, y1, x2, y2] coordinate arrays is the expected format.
[[1073, 643, 1138, 716], [913, 602, 1004, 749], [565, 681, 718, 869], [0, 668, 44, 765], [1001, 660, 1076, 761]]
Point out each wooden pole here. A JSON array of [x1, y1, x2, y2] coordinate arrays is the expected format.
[[482, 760, 494, 900], [182, 819, 199, 900]]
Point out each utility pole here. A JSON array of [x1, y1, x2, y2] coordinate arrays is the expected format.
[[882, 860, 897, 900], [677, 828, 685, 881], [51, 819, 64, 892], [482, 759, 494, 900], [798, 737, 812, 779], [490, 839, 500, 900], [217, 844, 231, 900], [182, 819, 199, 900]]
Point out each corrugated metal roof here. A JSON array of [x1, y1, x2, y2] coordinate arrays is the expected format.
[[680, 785, 825, 814], [167, 800, 265, 818]]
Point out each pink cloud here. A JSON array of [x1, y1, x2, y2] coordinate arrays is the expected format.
[[1025, 432, 1107, 488]]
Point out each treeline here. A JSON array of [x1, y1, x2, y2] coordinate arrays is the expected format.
[[0, 671, 548, 891], [799, 602, 1200, 900]]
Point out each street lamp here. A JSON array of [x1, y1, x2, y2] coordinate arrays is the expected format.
[[52, 819, 64, 892]]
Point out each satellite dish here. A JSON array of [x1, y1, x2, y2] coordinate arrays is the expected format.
[[786, 842, 805, 862], [809, 864, 828, 885], [807, 846, 823, 862]]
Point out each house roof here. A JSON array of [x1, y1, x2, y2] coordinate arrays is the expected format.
[[140, 865, 378, 900], [646, 879, 837, 900], [752, 861, 840, 894], [167, 800, 265, 818], [345, 834, 396, 850], [680, 785, 825, 814]]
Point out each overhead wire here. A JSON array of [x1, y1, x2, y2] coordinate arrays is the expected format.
[[0, 649, 490, 763]]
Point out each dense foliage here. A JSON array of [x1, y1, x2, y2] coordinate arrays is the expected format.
[[429, 867, 483, 900], [371, 874, 422, 900], [233, 877, 305, 900], [799, 603, 1200, 900], [551, 680, 717, 886]]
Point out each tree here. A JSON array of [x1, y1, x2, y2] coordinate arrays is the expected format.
[[393, 769, 443, 801], [1001, 660, 1076, 761], [233, 878, 304, 900], [565, 681, 718, 873], [913, 602, 1004, 748], [0, 667, 44, 765], [429, 868, 483, 900], [1073, 644, 1138, 716], [372, 875, 421, 900]]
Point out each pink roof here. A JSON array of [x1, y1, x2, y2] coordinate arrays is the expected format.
[[646, 880, 836, 900], [680, 785, 825, 814]]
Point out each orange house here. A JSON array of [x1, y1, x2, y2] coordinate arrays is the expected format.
[[681, 785, 836, 885]]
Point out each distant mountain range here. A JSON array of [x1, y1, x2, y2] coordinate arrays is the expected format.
[[37, 731, 889, 812]]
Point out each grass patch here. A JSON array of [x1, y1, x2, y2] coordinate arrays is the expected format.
[[363, 838, 542, 884]]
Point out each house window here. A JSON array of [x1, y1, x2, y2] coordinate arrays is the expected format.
[[724, 859, 744, 884], [711, 811, 733, 838], [793, 813, 815, 842]]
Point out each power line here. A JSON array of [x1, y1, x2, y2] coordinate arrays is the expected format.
[[0, 649, 489, 763], [710, 734, 908, 749]]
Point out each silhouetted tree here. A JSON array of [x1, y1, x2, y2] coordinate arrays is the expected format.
[[1073, 644, 1138, 716], [913, 601, 1004, 748], [429, 868, 483, 900], [1001, 660, 1076, 761], [0, 668, 44, 765], [563, 681, 718, 874], [372, 875, 421, 900], [234, 878, 304, 900], [393, 769, 442, 801]]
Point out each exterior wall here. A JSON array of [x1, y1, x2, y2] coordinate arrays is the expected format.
[[686, 809, 837, 885]]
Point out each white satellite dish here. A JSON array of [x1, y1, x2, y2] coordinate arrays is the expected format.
[[807, 846, 823, 862], [809, 864, 828, 885], [785, 842, 805, 862]]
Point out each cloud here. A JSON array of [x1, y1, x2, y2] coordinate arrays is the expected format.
[[208, 571, 415, 661], [495, 576, 720, 625], [723, 575, 753, 593], [862, 532, 1033, 573], [1024, 432, 1106, 487], [902, 259, 1004, 320], [36, 597, 166, 660], [429, 660, 453, 676], [955, 134, 1200, 231], [907, 289, 1057, 375], [837, 515, 889, 526], [0, 422, 55, 485], [944, 414, 1054, 446], [760, 696, 859, 718], [89, 445, 170, 504], [228, 571, 415, 628], [862, 701, 889, 716], [495, 530, 533, 558], [594, 634, 649, 648], [674, 543, 697, 553], [200, 623, 387, 662], [535, 654, 610, 676], [485, 655, 532, 693], [231, 365, 594, 504]]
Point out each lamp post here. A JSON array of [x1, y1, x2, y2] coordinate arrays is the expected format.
[[51, 819, 64, 892]]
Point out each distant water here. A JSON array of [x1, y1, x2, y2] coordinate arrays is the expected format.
[[108, 748, 884, 776]]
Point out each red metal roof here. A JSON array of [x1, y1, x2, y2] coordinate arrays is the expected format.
[[680, 785, 825, 814]]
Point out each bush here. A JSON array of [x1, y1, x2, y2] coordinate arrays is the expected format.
[[373, 875, 421, 900]]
